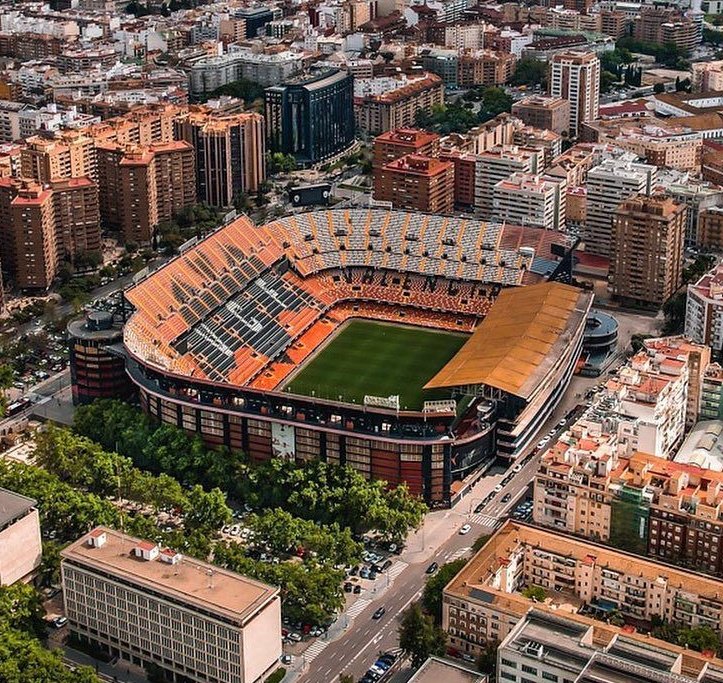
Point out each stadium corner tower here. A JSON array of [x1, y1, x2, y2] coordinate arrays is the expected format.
[[121, 209, 592, 505]]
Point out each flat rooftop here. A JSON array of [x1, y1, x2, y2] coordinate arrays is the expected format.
[[0, 487, 36, 532], [62, 527, 278, 625], [408, 656, 486, 683]]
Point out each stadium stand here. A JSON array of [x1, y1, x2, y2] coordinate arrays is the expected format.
[[124, 209, 567, 391]]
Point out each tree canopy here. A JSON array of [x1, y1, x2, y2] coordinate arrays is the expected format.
[[509, 58, 548, 89], [398, 602, 447, 669], [0, 583, 101, 683], [421, 559, 467, 624]]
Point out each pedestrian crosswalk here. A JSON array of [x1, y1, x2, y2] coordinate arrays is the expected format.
[[469, 513, 498, 527], [387, 560, 407, 581], [303, 639, 330, 663], [346, 597, 371, 619], [446, 546, 472, 562]]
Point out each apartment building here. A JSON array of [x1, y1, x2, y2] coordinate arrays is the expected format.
[[0, 488, 41, 585], [456, 50, 515, 88], [21, 131, 96, 183], [511, 96, 571, 135], [701, 363, 723, 420], [692, 60, 723, 92], [61, 528, 281, 683], [610, 194, 686, 306], [372, 128, 441, 170], [699, 207, 723, 251], [634, 6, 698, 51], [97, 140, 196, 244], [443, 520, 723, 656], [51, 177, 101, 261], [584, 157, 657, 258], [498, 609, 723, 683], [188, 49, 303, 97], [175, 109, 265, 207], [439, 148, 477, 207], [0, 175, 100, 289], [374, 154, 455, 214], [686, 262, 723, 354], [353, 73, 444, 136], [474, 145, 544, 217], [582, 118, 703, 172], [493, 172, 566, 231], [550, 51, 600, 137]]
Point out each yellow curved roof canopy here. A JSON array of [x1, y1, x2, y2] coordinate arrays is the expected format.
[[424, 282, 585, 399]]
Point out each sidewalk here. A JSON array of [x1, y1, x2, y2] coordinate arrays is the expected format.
[[60, 645, 147, 683]]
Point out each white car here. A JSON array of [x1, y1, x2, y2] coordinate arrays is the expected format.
[[512, 463, 523, 473], [494, 484, 503, 493], [459, 524, 472, 535]]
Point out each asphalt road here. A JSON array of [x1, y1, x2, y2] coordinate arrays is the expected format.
[[292, 394, 593, 682]]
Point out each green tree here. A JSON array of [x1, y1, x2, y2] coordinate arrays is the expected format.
[[476, 639, 499, 677], [267, 152, 298, 174], [662, 291, 686, 333], [37, 541, 63, 588], [184, 485, 232, 531], [0, 362, 14, 416], [0, 583, 45, 638], [398, 602, 447, 669], [421, 559, 467, 624], [509, 58, 548, 88], [479, 87, 513, 121], [521, 585, 546, 601], [472, 533, 491, 552]]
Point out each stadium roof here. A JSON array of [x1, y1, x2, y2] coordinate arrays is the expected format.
[[424, 282, 586, 398]]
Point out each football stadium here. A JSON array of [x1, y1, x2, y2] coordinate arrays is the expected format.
[[122, 209, 593, 504]]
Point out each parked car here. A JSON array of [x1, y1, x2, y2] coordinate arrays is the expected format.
[[51, 616, 68, 629], [280, 655, 292, 665]]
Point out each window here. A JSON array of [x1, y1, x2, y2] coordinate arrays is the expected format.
[[522, 665, 538, 675], [543, 673, 559, 682], [500, 672, 516, 682], [501, 658, 517, 668]]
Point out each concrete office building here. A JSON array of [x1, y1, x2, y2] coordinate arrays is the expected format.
[[512, 95, 571, 135], [0, 488, 41, 585], [61, 527, 281, 683], [610, 194, 686, 306], [550, 51, 600, 137], [265, 69, 354, 167], [584, 157, 657, 258], [498, 609, 723, 683]]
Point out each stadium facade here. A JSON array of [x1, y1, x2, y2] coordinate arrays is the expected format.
[[119, 209, 591, 504]]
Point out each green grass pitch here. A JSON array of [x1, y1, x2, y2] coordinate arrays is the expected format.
[[285, 320, 468, 410]]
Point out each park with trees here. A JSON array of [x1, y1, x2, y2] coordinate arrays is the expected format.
[[0, 399, 427, 626]]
